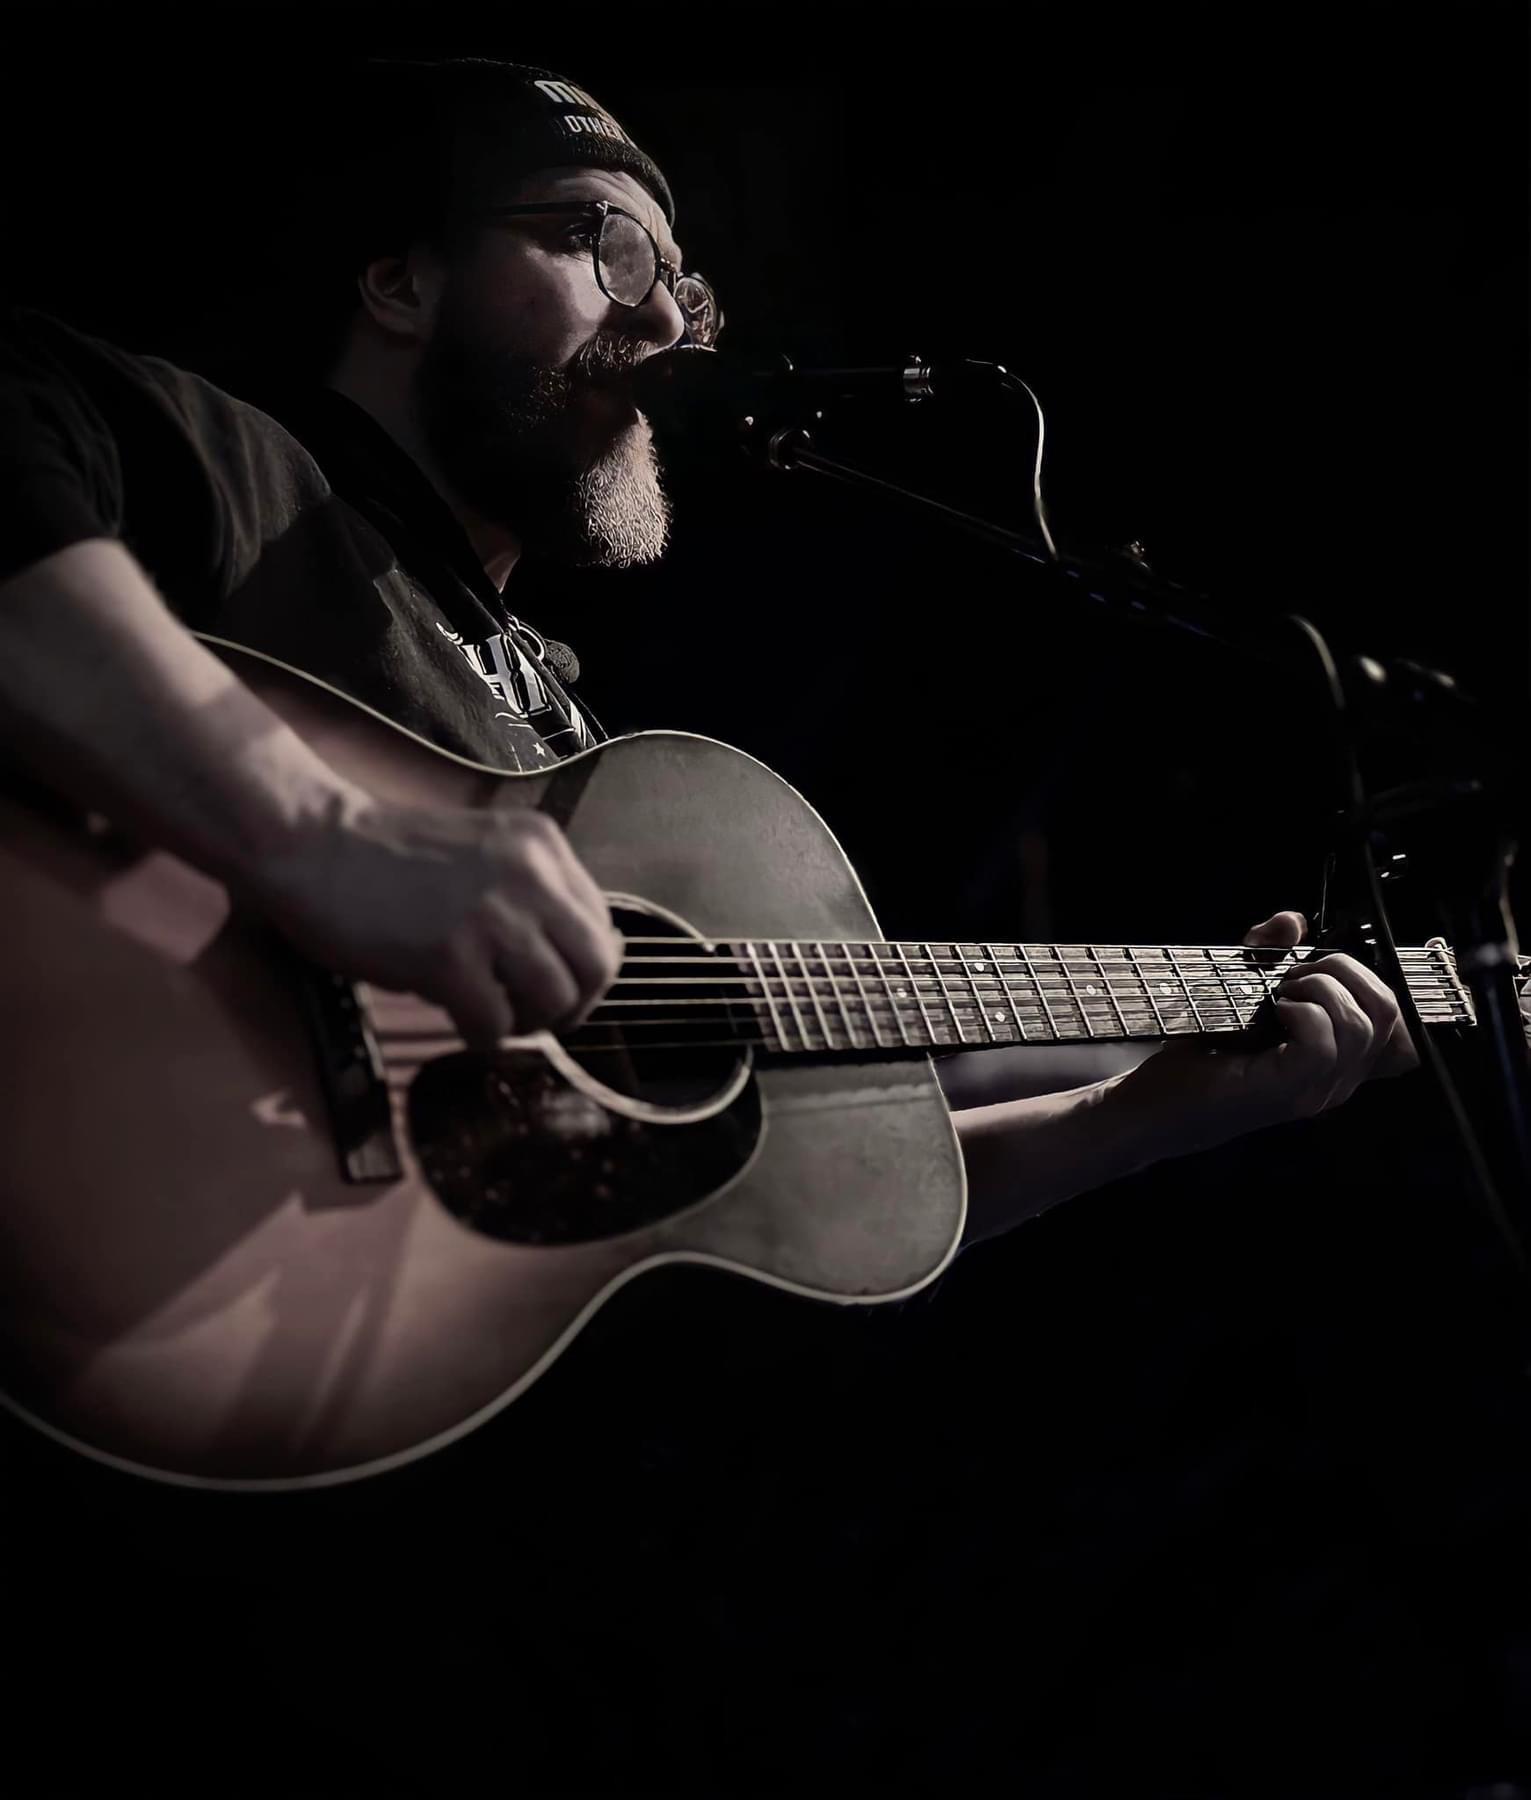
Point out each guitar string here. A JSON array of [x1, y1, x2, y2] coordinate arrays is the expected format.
[[376, 998, 1467, 1053], [381, 1005, 1469, 1041], [595, 957, 1457, 1000], [592, 992, 1462, 1008], [605, 969, 1456, 980], [598, 971, 1458, 987], [597, 943, 1446, 972], [572, 1003, 1469, 1029], [375, 985, 1468, 1020], [574, 1000, 1467, 1025], [375, 1008, 1468, 1061], [377, 979, 1466, 1041], [579, 947, 1469, 1041], [609, 937, 1451, 955], [370, 946, 1468, 1052]]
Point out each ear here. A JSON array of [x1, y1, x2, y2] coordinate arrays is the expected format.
[[355, 249, 443, 343]]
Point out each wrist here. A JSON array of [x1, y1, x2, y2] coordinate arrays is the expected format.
[[226, 748, 378, 920]]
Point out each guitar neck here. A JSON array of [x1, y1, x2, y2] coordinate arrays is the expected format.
[[713, 938, 1480, 1055]]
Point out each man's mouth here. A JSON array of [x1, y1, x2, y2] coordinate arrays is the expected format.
[[575, 379, 641, 436], [579, 369, 637, 398]]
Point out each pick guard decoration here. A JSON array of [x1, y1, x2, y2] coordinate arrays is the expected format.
[[409, 1050, 763, 1246]]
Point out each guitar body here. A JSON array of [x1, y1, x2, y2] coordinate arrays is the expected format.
[[0, 646, 964, 1489]]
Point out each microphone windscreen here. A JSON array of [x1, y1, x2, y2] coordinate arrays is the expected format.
[[632, 347, 750, 437]]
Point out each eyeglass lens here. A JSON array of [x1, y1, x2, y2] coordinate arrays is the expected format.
[[597, 212, 721, 345]]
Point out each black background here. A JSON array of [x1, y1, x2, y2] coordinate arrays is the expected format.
[[4, 5, 1531, 1794]]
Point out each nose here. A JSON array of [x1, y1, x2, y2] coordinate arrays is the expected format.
[[624, 278, 687, 352]]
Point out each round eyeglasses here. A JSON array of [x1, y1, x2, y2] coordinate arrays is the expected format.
[[475, 200, 724, 348]]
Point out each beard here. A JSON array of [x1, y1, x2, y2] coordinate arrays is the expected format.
[[412, 289, 672, 569]]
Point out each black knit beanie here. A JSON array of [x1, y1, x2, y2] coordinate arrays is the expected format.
[[359, 58, 676, 228]]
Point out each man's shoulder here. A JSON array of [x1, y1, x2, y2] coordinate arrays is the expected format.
[[6, 306, 220, 412], [2, 307, 355, 606], [4, 307, 323, 486]]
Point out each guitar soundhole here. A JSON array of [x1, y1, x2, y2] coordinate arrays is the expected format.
[[560, 903, 746, 1108], [408, 905, 761, 1246]]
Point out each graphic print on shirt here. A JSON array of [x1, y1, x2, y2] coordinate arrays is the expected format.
[[436, 621, 592, 769]]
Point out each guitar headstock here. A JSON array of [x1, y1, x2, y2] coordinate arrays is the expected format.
[[1308, 841, 1409, 968]]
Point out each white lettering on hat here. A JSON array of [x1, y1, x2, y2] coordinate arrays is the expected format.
[[563, 113, 631, 144]]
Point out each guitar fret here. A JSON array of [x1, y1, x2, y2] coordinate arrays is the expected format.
[[1205, 948, 1239, 1029], [766, 938, 812, 1051], [1124, 946, 1168, 1036], [840, 943, 884, 1048], [818, 941, 859, 1049], [892, 942, 940, 1046], [924, 941, 967, 1046], [1086, 950, 1137, 1036], [960, 944, 999, 1042], [1247, 950, 1282, 1009], [1055, 946, 1095, 1040], [793, 939, 836, 1050], [1171, 948, 1206, 1033], [1206, 949, 1257, 1030], [987, 944, 1029, 1042], [1087, 944, 1128, 1039], [870, 944, 913, 1047], [1017, 945, 1061, 1042], [744, 941, 789, 1051]]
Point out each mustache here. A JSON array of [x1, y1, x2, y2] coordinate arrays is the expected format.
[[567, 334, 658, 388]]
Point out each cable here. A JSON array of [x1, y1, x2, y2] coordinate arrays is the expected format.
[[1283, 611, 1528, 1282], [999, 371, 1060, 561]]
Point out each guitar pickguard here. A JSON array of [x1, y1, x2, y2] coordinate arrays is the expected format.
[[409, 1049, 763, 1246]]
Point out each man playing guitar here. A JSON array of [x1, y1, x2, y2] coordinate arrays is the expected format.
[[4, 54, 1468, 1797], [0, 58, 1416, 1252]]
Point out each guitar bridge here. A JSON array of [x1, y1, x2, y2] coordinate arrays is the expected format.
[[290, 955, 403, 1185]]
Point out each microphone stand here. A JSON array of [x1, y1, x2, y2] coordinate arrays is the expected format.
[[733, 411, 1531, 1253]]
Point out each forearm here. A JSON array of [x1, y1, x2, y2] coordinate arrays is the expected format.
[[0, 539, 621, 1042], [0, 539, 369, 895], [953, 1069, 1182, 1248]]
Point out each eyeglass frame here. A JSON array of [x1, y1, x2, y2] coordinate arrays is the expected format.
[[470, 199, 723, 345]]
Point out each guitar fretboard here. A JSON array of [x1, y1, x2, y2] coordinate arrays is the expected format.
[[714, 940, 1472, 1054]]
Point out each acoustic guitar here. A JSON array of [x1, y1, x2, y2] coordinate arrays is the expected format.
[[0, 640, 1500, 1491]]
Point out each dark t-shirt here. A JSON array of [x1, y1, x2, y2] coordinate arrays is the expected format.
[[0, 307, 598, 768]]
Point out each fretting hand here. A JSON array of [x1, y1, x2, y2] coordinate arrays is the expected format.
[[1105, 909, 1419, 1160]]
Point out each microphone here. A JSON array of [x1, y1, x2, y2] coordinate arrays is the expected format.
[[630, 347, 1012, 436]]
